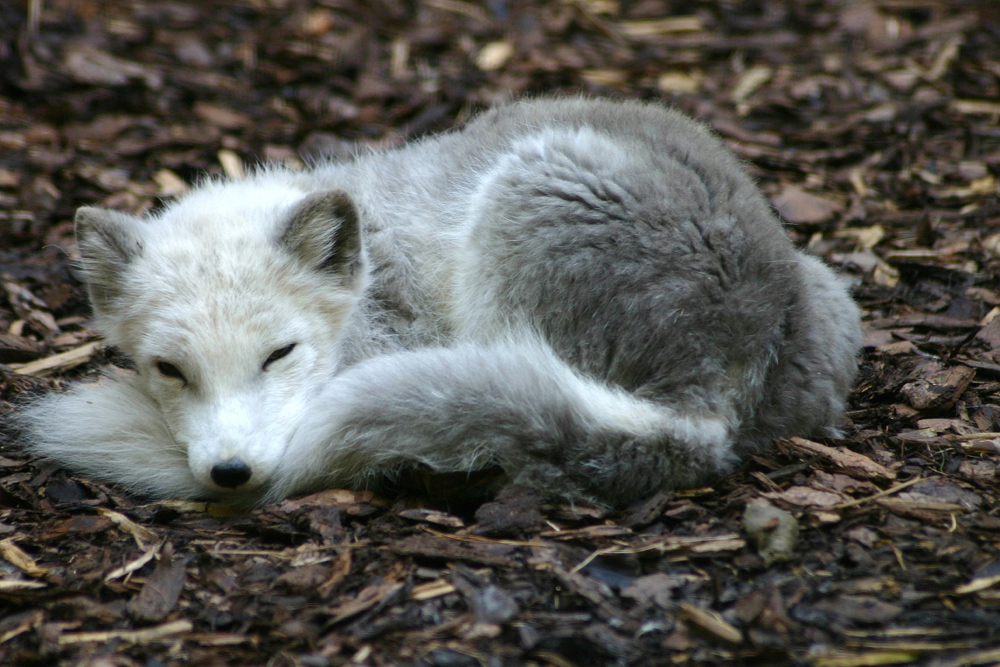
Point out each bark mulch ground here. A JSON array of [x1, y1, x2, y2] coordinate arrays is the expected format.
[[2, 1, 1000, 665]]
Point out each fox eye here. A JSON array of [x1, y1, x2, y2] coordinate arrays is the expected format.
[[155, 361, 187, 383], [263, 343, 296, 371]]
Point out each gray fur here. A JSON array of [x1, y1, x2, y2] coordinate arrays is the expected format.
[[16, 98, 861, 507]]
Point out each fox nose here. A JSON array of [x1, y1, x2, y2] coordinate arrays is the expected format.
[[211, 459, 252, 488]]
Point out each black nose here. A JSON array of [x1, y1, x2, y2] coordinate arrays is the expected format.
[[211, 459, 252, 488]]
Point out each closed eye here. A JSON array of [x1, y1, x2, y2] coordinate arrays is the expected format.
[[263, 343, 296, 371], [155, 360, 187, 383]]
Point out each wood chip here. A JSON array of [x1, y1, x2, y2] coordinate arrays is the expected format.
[[397, 508, 464, 528], [679, 602, 743, 644], [0, 332, 44, 363], [812, 651, 920, 667], [105, 540, 164, 582], [97, 507, 159, 549], [0, 538, 48, 577], [780, 437, 895, 481], [900, 362, 975, 411], [423, 0, 487, 21], [764, 485, 848, 509], [217, 149, 245, 180], [194, 102, 251, 130], [325, 562, 406, 625], [475, 41, 514, 71], [390, 533, 518, 567], [410, 579, 457, 601], [618, 16, 703, 37], [955, 572, 1000, 596], [10, 341, 101, 377], [731, 65, 773, 103], [0, 579, 47, 591], [128, 543, 189, 623], [153, 169, 189, 195], [657, 71, 702, 94], [950, 100, 1000, 116], [0, 610, 43, 644], [772, 185, 844, 224], [58, 619, 193, 645]]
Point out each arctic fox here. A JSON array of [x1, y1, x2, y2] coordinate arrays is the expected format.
[[17, 98, 861, 507]]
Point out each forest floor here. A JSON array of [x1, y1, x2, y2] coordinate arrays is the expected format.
[[1, 0, 1000, 665]]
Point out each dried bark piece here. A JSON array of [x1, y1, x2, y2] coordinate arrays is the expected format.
[[63, 44, 162, 89], [276, 563, 335, 595], [763, 486, 848, 509], [0, 580, 46, 592], [772, 185, 843, 224], [731, 65, 773, 103], [58, 620, 192, 646], [780, 438, 895, 481], [620, 490, 672, 528], [450, 565, 519, 626], [0, 538, 48, 577], [11, 341, 102, 377], [877, 498, 963, 522], [277, 488, 384, 517], [955, 561, 1000, 595], [472, 486, 543, 537], [802, 595, 903, 625], [475, 41, 514, 71], [97, 507, 159, 549], [391, 532, 518, 567], [957, 459, 997, 480], [868, 314, 979, 330], [679, 602, 743, 644], [973, 317, 1000, 362], [539, 525, 631, 540], [621, 573, 697, 609], [900, 361, 975, 411], [128, 543, 189, 623], [898, 477, 981, 511], [193, 102, 251, 130], [324, 561, 406, 626], [105, 541, 163, 582], [0, 332, 44, 363], [618, 16, 703, 37], [38, 515, 113, 540], [317, 549, 353, 598], [546, 559, 636, 633], [397, 508, 464, 528]]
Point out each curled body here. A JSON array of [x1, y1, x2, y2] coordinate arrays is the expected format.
[[17, 98, 861, 506]]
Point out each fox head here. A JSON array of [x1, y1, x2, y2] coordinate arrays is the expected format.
[[74, 179, 367, 502]]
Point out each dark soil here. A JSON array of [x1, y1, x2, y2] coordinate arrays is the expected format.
[[2, 1, 1000, 665]]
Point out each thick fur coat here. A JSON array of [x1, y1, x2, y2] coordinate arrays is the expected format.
[[17, 98, 861, 506]]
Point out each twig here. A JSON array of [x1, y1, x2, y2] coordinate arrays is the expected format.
[[830, 476, 923, 511]]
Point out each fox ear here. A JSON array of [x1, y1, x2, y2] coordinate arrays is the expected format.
[[281, 190, 363, 276], [75, 207, 144, 310]]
